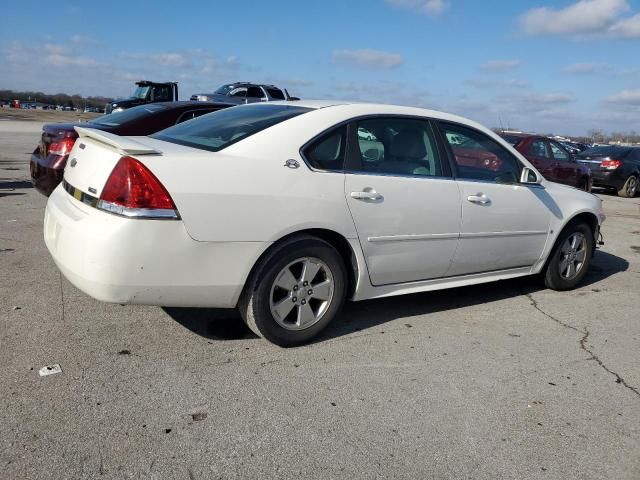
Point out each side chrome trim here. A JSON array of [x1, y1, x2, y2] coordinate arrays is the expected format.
[[460, 230, 548, 239], [367, 230, 548, 243], [368, 233, 459, 243]]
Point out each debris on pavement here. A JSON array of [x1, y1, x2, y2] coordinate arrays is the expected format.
[[38, 364, 62, 377]]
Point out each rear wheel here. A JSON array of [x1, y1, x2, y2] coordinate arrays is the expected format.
[[543, 222, 593, 291], [618, 175, 638, 198], [239, 236, 347, 347]]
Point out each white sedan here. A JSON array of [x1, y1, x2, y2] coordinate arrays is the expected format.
[[44, 101, 605, 346]]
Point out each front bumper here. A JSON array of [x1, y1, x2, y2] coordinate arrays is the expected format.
[[30, 150, 66, 196], [44, 186, 268, 308]]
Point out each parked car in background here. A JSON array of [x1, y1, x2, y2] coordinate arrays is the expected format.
[[105, 80, 179, 114], [44, 101, 604, 347], [501, 133, 592, 191], [30, 101, 232, 196], [576, 146, 640, 197], [190, 82, 297, 104]]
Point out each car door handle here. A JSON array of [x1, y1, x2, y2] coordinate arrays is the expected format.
[[351, 190, 383, 201], [467, 194, 491, 205]]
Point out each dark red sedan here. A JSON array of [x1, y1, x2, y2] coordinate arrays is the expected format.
[[500, 133, 592, 191], [30, 101, 232, 196]]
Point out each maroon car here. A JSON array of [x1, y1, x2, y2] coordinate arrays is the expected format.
[[500, 133, 592, 191], [30, 101, 232, 196]]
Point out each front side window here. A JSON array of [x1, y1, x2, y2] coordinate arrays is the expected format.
[[550, 142, 570, 161], [230, 88, 247, 98], [529, 140, 551, 158], [351, 117, 442, 177], [303, 126, 346, 171], [152, 104, 311, 152], [441, 122, 522, 184]]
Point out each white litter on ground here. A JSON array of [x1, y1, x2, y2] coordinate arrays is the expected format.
[[39, 364, 62, 377]]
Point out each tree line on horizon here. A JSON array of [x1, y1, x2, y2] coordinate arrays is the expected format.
[[0, 89, 113, 109]]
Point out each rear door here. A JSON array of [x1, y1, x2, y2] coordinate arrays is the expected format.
[[549, 141, 578, 186], [438, 122, 551, 276], [342, 116, 461, 286]]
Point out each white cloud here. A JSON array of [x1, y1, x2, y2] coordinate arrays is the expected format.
[[605, 89, 640, 105], [520, 0, 640, 38], [480, 60, 521, 72], [70, 35, 98, 45], [385, 0, 448, 16], [332, 49, 404, 69], [608, 13, 640, 37], [465, 77, 528, 89]]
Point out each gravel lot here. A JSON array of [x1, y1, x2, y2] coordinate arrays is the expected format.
[[1, 120, 639, 480]]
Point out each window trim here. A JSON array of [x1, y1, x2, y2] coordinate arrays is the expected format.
[[549, 140, 571, 162], [299, 121, 353, 173], [435, 120, 526, 186]]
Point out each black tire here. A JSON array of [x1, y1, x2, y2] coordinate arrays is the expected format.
[[543, 222, 593, 291], [579, 177, 591, 192], [238, 235, 347, 347], [618, 175, 638, 198]]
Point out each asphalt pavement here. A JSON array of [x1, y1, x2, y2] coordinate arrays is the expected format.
[[1, 120, 639, 479]]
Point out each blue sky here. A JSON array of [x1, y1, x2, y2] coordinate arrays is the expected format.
[[2, 0, 639, 135]]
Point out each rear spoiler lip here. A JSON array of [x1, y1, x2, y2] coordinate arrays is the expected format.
[[73, 127, 162, 155]]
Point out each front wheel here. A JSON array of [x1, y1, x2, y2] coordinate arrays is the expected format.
[[543, 223, 593, 291], [239, 236, 347, 347], [618, 175, 638, 198]]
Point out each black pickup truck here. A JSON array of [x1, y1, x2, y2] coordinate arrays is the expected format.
[[106, 80, 178, 113]]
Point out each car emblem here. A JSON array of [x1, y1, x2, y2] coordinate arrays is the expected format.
[[284, 159, 300, 169], [70, 158, 78, 167]]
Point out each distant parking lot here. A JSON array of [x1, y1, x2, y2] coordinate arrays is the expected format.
[[1, 115, 639, 479]]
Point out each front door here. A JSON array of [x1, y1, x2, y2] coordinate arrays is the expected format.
[[344, 117, 462, 286], [439, 122, 551, 276]]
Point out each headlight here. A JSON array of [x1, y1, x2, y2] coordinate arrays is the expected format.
[[194, 95, 209, 102], [111, 107, 124, 113]]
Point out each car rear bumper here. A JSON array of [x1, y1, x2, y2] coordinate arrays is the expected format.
[[590, 170, 626, 189], [30, 151, 65, 196], [44, 186, 268, 308]]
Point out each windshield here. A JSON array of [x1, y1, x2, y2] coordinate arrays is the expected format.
[[579, 146, 631, 157], [92, 104, 167, 127], [131, 86, 151, 99], [214, 84, 235, 95], [152, 104, 312, 152]]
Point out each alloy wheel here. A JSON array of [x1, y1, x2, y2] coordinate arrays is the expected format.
[[269, 257, 335, 331], [559, 232, 587, 280], [627, 176, 638, 197]]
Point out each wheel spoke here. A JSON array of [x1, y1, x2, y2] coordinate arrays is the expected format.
[[297, 303, 316, 327], [570, 234, 582, 250], [272, 297, 295, 320], [561, 241, 571, 255], [310, 280, 332, 301], [275, 268, 297, 291], [559, 257, 569, 275], [301, 260, 321, 284], [575, 248, 587, 263], [566, 261, 576, 279]]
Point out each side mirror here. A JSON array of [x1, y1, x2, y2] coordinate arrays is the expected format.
[[520, 167, 542, 185]]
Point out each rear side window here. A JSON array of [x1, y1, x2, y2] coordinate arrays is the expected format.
[[303, 126, 346, 171], [440, 122, 522, 184], [267, 88, 286, 100], [153, 104, 311, 152]]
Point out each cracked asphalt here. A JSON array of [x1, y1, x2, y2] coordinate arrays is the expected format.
[[1, 120, 639, 479]]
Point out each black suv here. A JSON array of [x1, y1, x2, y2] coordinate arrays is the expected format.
[[190, 82, 297, 104]]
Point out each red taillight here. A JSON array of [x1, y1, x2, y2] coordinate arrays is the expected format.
[[98, 156, 178, 219], [601, 159, 623, 170], [49, 137, 76, 156]]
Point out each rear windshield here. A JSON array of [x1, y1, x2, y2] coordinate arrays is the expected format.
[[93, 104, 167, 127], [500, 135, 524, 146], [152, 104, 312, 152], [579, 146, 632, 157]]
